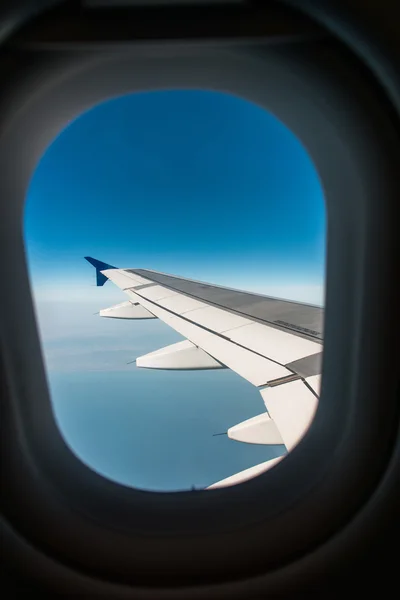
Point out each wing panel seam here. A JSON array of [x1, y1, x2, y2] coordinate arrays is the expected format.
[[127, 269, 323, 343], [133, 288, 308, 375]]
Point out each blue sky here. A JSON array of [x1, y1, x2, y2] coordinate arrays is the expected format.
[[24, 89, 326, 491]]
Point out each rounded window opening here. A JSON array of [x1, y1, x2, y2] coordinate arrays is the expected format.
[[24, 89, 326, 491]]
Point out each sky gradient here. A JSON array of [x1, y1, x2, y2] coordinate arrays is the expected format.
[[24, 89, 326, 491]]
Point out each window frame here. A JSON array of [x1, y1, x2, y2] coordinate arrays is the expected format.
[[1, 0, 399, 593]]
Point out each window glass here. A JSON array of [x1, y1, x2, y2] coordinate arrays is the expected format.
[[24, 90, 325, 491]]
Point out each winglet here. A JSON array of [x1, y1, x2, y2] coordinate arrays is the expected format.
[[84, 256, 117, 286]]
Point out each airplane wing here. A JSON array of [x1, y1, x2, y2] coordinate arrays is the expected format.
[[85, 257, 324, 488]]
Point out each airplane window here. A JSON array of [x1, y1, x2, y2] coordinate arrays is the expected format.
[[24, 89, 325, 491]]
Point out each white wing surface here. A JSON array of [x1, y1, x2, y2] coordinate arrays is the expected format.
[[85, 258, 324, 488]]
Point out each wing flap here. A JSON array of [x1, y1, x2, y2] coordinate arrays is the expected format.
[[224, 321, 320, 366], [136, 284, 179, 301], [260, 380, 318, 451], [176, 305, 252, 333], [158, 295, 206, 313]]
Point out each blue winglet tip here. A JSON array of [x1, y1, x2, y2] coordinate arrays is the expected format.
[[84, 256, 117, 286]]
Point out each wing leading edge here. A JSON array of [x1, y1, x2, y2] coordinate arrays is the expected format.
[[85, 258, 323, 488]]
